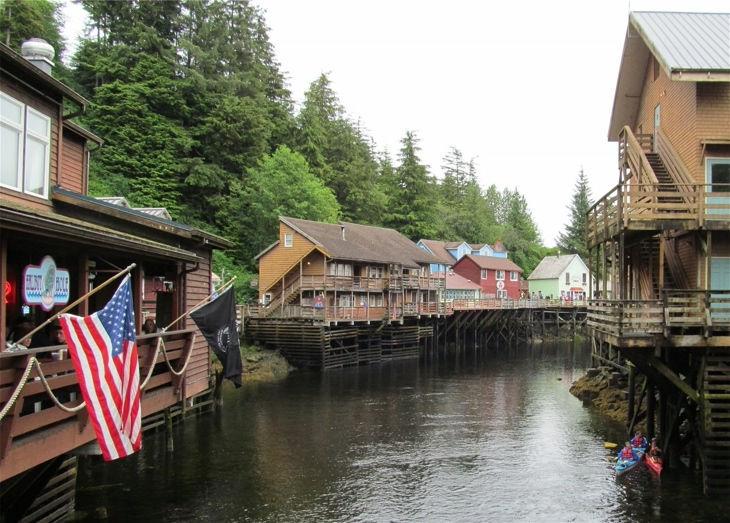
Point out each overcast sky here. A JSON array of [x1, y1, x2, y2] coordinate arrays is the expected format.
[[60, 0, 729, 246]]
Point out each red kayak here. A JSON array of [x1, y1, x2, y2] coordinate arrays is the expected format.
[[645, 454, 663, 475]]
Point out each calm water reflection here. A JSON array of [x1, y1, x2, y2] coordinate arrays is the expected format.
[[77, 342, 729, 522]]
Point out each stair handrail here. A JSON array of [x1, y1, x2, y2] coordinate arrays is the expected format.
[[620, 125, 660, 185], [654, 129, 695, 192]]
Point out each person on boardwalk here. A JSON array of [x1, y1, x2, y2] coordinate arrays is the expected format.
[[631, 431, 647, 449]]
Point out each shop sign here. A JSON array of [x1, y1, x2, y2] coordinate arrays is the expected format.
[[23, 256, 71, 311]]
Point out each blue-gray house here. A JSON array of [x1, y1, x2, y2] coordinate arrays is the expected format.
[[417, 239, 508, 274]]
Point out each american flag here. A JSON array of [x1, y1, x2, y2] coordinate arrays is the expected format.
[[60, 275, 142, 461]]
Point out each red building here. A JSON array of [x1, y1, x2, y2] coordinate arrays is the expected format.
[[452, 255, 523, 299]]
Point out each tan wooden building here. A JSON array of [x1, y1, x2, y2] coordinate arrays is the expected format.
[[0, 40, 229, 518], [254, 216, 445, 324], [586, 11, 730, 494]]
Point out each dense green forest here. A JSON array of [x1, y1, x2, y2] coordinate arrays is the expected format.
[[1, 0, 574, 299]]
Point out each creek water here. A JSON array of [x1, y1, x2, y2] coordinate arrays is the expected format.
[[76, 342, 729, 522]]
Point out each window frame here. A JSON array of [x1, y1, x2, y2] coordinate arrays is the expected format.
[[480, 268, 487, 279], [582, 273, 587, 285], [510, 271, 518, 281], [0, 92, 51, 199], [565, 272, 570, 285], [496, 270, 505, 281], [0, 92, 25, 192], [284, 233, 293, 247]]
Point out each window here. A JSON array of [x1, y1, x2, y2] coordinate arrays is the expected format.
[[497, 290, 507, 299], [263, 293, 272, 305], [0, 92, 51, 198], [654, 104, 661, 131], [284, 233, 293, 247], [369, 266, 384, 279], [510, 271, 518, 281], [369, 294, 384, 307], [496, 270, 505, 281], [328, 262, 352, 277], [339, 294, 352, 307], [480, 269, 487, 279], [582, 273, 587, 285]]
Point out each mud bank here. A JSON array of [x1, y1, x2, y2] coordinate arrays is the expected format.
[[570, 367, 646, 432]]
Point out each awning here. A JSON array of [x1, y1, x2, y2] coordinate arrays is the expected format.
[[1, 200, 201, 263]]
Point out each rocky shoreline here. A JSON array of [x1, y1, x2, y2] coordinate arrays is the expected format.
[[570, 366, 646, 432], [241, 344, 294, 383]]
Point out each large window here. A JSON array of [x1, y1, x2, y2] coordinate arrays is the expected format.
[[328, 262, 353, 277], [480, 269, 487, 279], [0, 92, 51, 198], [510, 271, 518, 281], [496, 270, 505, 281], [369, 266, 384, 279]]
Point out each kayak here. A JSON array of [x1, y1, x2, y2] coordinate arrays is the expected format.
[[632, 445, 647, 460], [645, 454, 663, 475], [615, 457, 640, 476]]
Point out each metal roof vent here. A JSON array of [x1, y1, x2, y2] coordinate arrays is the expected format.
[[340, 225, 346, 241], [21, 38, 55, 74]]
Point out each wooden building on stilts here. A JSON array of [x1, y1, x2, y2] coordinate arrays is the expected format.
[[586, 11, 730, 495], [0, 41, 230, 520]]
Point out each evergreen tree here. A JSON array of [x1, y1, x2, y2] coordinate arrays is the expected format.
[[556, 169, 592, 260], [0, 0, 72, 83], [500, 189, 544, 274], [384, 132, 439, 240]]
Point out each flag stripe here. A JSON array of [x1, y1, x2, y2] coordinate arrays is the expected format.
[[60, 276, 142, 462]]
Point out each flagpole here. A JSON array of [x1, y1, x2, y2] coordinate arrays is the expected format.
[[8, 263, 137, 351], [161, 276, 237, 332]]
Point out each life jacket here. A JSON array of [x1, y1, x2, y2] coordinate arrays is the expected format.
[[620, 447, 634, 460], [631, 437, 645, 447]]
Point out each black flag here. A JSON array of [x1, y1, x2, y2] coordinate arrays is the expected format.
[[190, 287, 243, 388]]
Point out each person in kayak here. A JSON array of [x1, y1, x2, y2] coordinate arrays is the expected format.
[[631, 431, 647, 448], [648, 437, 662, 458], [618, 442, 638, 461]]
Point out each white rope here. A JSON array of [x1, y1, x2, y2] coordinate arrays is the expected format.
[[0, 357, 36, 421], [159, 334, 197, 377], [32, 359, 87, 413], [140, 337, 163, 390]]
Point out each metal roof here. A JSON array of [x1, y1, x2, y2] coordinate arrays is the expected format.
[[631, 12, 730, 74], [609, 11, 730, 140]]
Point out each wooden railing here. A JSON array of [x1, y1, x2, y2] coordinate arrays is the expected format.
[[587, 300, 664, 338], [619, 126, 657, 184], [0, 329, 197, 480], [664, 290, 730, 330], [451, 299, 587, 310], [655, 129, 694, 188], [587, 183, 730, 246]]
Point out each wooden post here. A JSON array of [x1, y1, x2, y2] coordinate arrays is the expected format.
[[627, 363, 635, 433], [299, 259, 303, 305], [165, 407, 174, 452], [647, 379, 656, 438], [78, 252, 89, 316]]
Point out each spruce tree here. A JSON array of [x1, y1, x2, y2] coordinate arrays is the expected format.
[[556, 169, 592, 260]]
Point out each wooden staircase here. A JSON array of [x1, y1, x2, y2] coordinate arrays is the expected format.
[[701, 351, 730, 495], [259, 276, 301, 318], [646, 153, 683, 205]]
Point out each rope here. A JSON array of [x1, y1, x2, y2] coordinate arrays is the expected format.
[[0, 357, 36, 421], [159, 334, 197, 377], [32, 359, 87, 413], [140, 337, 163, 390]]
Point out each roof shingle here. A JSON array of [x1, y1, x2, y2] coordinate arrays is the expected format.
[[282, 217, 440, 267], [457, 254, 523, 272]]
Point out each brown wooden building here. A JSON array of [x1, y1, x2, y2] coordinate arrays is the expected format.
[[254, 216, 446, 324], [0, 41, 229, 517], [586, 12, 730, 494]]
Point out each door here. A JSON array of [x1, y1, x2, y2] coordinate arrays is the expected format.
[[710, 257, 730, 324], [707, 159, 730, 218]]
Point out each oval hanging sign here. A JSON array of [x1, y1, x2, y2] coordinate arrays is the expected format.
[[23, 256, 71, 311], [496, 280, 505, 290]]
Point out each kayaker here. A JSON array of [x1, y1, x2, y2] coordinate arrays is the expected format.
[[631, 431, 647, 449], [648, 437, 662, 458], [618, 442, 638, 461]]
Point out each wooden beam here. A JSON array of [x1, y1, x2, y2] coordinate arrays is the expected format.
[[644, 355, 699, 403]]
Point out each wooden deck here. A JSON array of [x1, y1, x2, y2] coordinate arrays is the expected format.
[[0, 329, 204, 481], [588, 292, 730, 349]]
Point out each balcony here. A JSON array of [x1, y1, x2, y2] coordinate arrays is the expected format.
[[588, 292, 730, 348], [587, 183, 730, 247], [0, 329, 199, 480]]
